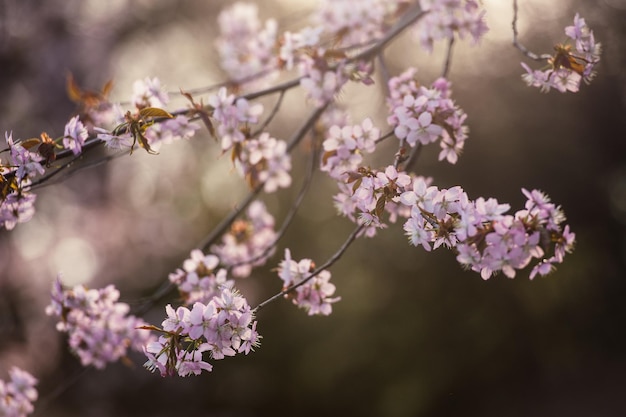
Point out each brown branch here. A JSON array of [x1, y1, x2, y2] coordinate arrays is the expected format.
[[512, 0, 552, 61], [254, 223, 365, 312]]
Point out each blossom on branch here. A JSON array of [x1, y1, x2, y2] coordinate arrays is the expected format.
[[143, 288, 260, 377], [215, 3, 278, 84], [399, 179, 575, 279], [521, 14, 601, 93], [0, 367, 38, 417], [387, 71, 468, 164], [415, 0, 488, 52], [63, 115, 88, 156], [45, 276, 153, 369], [169, 250, 234, 305], [277, 249, 340, 316], [211, 200, 277, 278]]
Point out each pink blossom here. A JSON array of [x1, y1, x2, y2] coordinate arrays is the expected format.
[[215, 3, 277, 85], [521, 14, 600, 93], [131, 77, 169, 108], [277, 249, 340, 316], [46, 276, 154, 369], [0, 367, 38, 417], [63, 116, 88, 156], [388, 72, 468, 164], [144, 287, 260, 376], [211, 200, 276, 278]]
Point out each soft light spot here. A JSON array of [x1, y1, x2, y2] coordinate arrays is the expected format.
[[13, 218, 54, 261], [50, 238, 99, 286]]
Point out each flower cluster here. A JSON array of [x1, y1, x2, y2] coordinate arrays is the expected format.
[[143, 288, 260, 377], [0, 132, 43, 230], [0, 367, 38, 417], [144, 115, 200, 152], [314, 0, 398, 46], [321, 117, 379, 181], [277, 249, 340, 316], [132, 77, 169, 109], [207, 87, 263, 152], [95, 77, 178, 152], [399, 178, 575, 279], [169, 250, 234, 305], [236, 132, 292, 193], [211, 200, 277, 278], [416, 0, 488, 52], [215, 3, 277, 83], [46, 276, 153, 369], [387, 71, 468, 164], [278, 26, 323, 70], [521, 14, 601, 93], [299, 47, 349, 108]]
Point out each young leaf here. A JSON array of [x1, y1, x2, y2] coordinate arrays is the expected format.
[[139, 107, 174, 120]]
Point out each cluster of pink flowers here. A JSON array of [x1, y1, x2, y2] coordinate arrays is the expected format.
[[415, 0, 488, 52], [131, 77, 169, 109], [144, 115, 200, 152], [169, 250, 234, 305], [399, 178, 575, 279], [207, 87, 264, 152], [278, 26, 323, 71], [521, 14, 601, 93], [0, 367, 38, 417], [96, 77, 185, 151], [298, 45, 350, 108], [321, 117, 379, 181], [215, 3, 277, 83], [236, 132, 292, 193], [211, 200, 277, 277], [143, 288, 260, 377], [314, 0, 398, 46], [45, 277, 153, 369], [388, 70, 468, 164], [0, 132, 43, 230], [277, 249, 340, 316]]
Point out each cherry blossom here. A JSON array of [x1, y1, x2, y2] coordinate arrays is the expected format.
[[521, 14, 601, 93], [63, 115, 88, 156], [143, 288, 260, 377], [277, 249, 340, 316], [0, 367, 38, 417], [415, 0, 488, 52], [387, 71, 468, 164], [210, 200, 277, 278], [46, 276, 154, 369], [169, 250, 235, 305]]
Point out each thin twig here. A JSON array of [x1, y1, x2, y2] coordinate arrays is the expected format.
[[377, 53, 392, 97], [402, 143, 423, 173], [242, 77, 302, 101], [441, 37, 455, 78], [199, 184, 264, 252], [252, 89, 286, 137], [375, 129, 395, 145], [227, 141, 318, 271], [32, 368, 91, 417], [350, 4, 427, 63], [512, 0, 552, 61], [198, 104, 328, 252], [254, 223, 365, 312], [30, 151, 127, 190]]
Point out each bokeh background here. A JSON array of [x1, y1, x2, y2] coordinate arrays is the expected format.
[[1, 0, 626, 416]]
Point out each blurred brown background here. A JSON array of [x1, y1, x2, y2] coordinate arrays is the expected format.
[[1, 0, 626, 416]]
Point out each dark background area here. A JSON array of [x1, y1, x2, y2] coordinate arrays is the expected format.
[[1, 1, 626, 416]]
